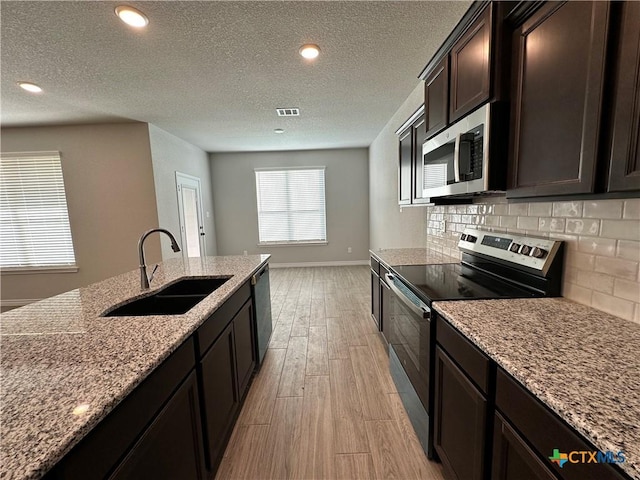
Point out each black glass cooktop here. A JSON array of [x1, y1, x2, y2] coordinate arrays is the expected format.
[[391, 263, 536, 304]]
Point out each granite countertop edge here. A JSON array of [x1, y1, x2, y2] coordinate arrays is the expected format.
[[0, 254, 270, 480], [369, 247, 459, 267]]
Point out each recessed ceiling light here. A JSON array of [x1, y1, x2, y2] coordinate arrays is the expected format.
[[17, 82, 43, 93], [299, 44, 320, 60], [274, 129, 285, 134], [115, 6, 149, 28]]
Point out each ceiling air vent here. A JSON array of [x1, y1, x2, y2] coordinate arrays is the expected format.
[[276, 108, 300, 117]]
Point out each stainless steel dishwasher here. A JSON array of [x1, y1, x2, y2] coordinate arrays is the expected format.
[[251, 264, 272, 368]]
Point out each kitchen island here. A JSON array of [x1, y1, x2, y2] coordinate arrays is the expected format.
[[0, 254, 270, 480], [434, 298, 640, 480]]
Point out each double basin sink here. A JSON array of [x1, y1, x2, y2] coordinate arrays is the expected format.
[[104, 277, 231, 317]]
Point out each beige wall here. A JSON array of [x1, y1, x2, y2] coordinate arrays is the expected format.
[[1, 123, 161, 305], [424, 197, 640, 324], [210, 148, 369, 265], [148, 124, 217, 259], [369, 82, 427, 251]]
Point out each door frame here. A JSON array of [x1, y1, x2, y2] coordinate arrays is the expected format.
[[175, 172, 206, 258]]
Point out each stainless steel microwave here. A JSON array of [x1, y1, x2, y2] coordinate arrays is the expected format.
[[420, 103, 507, 200]]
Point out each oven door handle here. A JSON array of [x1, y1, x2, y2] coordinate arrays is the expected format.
[[385, 274, 431, 319]]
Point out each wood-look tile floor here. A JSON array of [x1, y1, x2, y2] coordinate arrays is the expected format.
[[216, 266, 445, 480]]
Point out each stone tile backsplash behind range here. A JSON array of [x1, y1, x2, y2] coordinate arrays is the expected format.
[[425, 197, 640, 324]]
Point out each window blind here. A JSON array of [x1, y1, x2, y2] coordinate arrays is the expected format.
[[255, 167, 326, 244], [0, 152, 77, 269]]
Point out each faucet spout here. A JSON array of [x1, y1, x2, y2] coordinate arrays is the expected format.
[[138, 228, 181, 289]]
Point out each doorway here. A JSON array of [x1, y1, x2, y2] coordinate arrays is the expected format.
[[175, 172, 206, 258]]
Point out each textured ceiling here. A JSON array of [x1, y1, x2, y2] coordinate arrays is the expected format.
[[1, 1, 471, 152]]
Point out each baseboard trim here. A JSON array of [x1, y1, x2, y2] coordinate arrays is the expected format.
[[1, 298, 42, 308], [270, 260, 369, 268]]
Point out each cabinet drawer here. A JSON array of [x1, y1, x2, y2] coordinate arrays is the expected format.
[[196, 282, 251, 356], [370, 256, 380, 275], [496, 368, 628, 480], [436, 316, 490, 394]]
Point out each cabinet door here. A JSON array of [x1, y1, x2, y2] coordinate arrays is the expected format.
[[399, 127, 413, 204], [492, 413, 556, 480], [109, 372, 206, 480], [508, 1, 609, 198], [450, 6, 491, 122], [434, 346, 486, 480], [608, 1, 640, 192], [200, 322, 237, 471], [412, 114, 430, 204], [425, 58, 449, 137], [234, 300, 255, 400], [370, 269, 380, 328]]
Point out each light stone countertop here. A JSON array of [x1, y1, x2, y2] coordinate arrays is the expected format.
[[0, 254, 270, 480], [433, 298, 640, 480], [370, 248, 458, 267]]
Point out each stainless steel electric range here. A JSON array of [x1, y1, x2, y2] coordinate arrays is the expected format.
[[385, 228, 564, 459]]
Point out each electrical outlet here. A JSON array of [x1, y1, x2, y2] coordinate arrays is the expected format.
[[243, 250, 248, 256], [347, 247, 352, 254]]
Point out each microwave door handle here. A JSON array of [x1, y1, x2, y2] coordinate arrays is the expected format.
[[385, 274, 431, 319], [453, 132, 461, 183]]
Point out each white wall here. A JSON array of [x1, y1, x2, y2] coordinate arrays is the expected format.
[[1, 123, 161, 305], [210, 148, 369, 264], [369, 82, 428, 250], [148, 124, 217, 259]]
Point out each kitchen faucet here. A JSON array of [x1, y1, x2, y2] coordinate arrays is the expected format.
[[138, 228, 181, 289]]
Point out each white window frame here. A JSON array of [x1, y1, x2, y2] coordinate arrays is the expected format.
[[0, 152, 78, 274], [255, 166, 327, 246]]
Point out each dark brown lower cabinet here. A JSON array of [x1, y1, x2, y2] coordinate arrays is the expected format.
[[234, 300, 256, 400], [109, 372, 206, 480], [434, 345, 487, 480], [199, 321, 237, 471], [492, 412, 556, 480], [379, 270, 390, 342]]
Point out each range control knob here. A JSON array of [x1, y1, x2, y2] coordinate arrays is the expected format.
[[460, 234, 468, 241], [509, 243, 521, 253], [520, 245, 532, 256], [531, 247, 548, 259], [466, 235, 477, 243]]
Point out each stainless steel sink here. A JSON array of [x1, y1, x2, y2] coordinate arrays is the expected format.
[[103, 277, 231, 316]]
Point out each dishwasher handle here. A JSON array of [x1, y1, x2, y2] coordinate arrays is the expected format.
[[251, 264, 269, 285], [385, 273, 431, 319]]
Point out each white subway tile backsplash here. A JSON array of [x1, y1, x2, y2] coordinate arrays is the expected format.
[[508, 203, 528, 216], [553, 201, 583, 217], [617, 240, 640, 262], [528, 202, 553, 217], [583, 200, 623, 219], [594, 256, 638, 281], [577, 236, 616, 257], [517, 216, 539, 230], [538, 217, 565, 232], [576, 271, 614, 294], [601, 220, 640, 241], [592, 292, 635, 321], [623, 199, 640, 220], [565, 219, 600, 236], [613, 278, 640, 303], [425, 196, 639, 321]]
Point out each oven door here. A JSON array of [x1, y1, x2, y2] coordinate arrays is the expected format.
[[385, 273, 434, 458]]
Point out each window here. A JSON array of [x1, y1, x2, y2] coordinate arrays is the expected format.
[[255, 167, 326, 245], [0, 151, 77, 271]]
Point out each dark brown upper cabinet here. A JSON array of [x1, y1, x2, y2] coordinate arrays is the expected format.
[[424, 56, 449, 138], [450, 6, 492, 122], [607, 1, 640, 192], [396, 107, 430, 205], [507, 1, 610, 198]]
